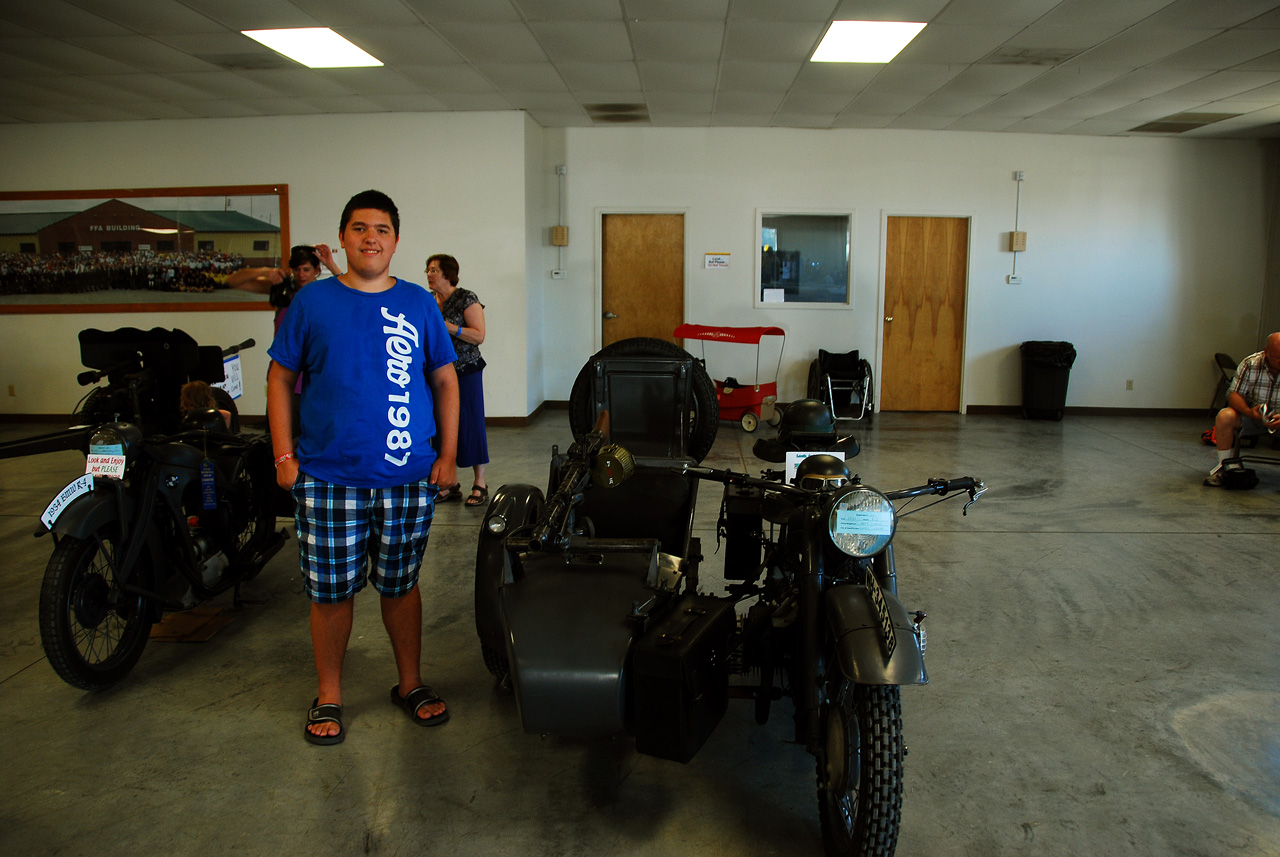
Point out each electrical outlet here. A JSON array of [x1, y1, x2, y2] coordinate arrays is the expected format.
[[1125, 379, 1134, 391], [1006, 275, 1022, 285], [551, 269, 567, 279]]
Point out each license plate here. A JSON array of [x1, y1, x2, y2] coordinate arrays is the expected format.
[[864, 571, 898, 664], [41, 475, 94, 529], [85, 453, 126, 479]]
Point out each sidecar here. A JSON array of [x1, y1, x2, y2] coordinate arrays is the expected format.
[[475, 339, 734, 762]]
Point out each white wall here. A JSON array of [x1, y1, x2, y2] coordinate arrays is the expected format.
[[0, 114, 1268, 418], [0, 111, 530, 418], [546, 128, 1267, 409]]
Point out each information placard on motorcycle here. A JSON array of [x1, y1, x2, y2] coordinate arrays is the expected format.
[[41, 475, 94, 529], [85, 453, 126, 479], [213, 355, 243, 399]]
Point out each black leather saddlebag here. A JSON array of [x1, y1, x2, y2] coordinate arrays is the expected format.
[[632, 593, 735, 763]]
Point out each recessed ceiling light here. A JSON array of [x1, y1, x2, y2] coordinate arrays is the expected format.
[[810, 21, 926, 63], [241, 28, 383, 69]]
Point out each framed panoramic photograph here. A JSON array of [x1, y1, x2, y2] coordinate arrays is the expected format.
[[0, 184, 289, 314]]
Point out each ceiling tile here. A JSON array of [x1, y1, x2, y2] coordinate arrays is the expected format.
[[338, 25, 466, 65], [1004, 22, 1130, 51], [528, 21, 634, 62], [933, 0, 1063, 27], [709, 111, 776, 126], [905, 91, 999, 116], [0, 37, 140, 75], [629, 21, 725, 62], [0, 50, 61, 77], [1082, 67, 1212, 99], [889, 114, 957, 129], [63, 0, 227, 34], [644, 112, 711, 126], [1011, 64, 1129, 99], [524, 109, 592, 126], [933, 64, 1047, 96], [185, 99, 266, 117], [644, 91, 715, 112], [433, 22, 550, 62], [315, 68, 427, 95], [473, 62, 566, 92], [723, 20, 825, 62], [308, 95, 383, 113], [1151, 28, 1280, 68], [166, 70, 289, 98], [1158, 69, 1280, 99], [1236, 49, 1280, 71], [843, 89, 927, 114], [998, 116, 1078, 133], [730, 0, 841, 21], [896, 24, 1024, 64], [865, 63, 965, 95], [430, 92, 514, 110], [559, 62, 642, 90], [518, 0, 622, 21], [622, 0, 729, 21], [94, 72, 213, 100], [366, 92, 454, 112], [714, 90, 785, 113], [1073, 27, 1217, 67], [770, 112, 835, 128], [1062, 117, 1136, 134], [503, 91, 581, 110], [176, 0, 322, 29], [787, 61, 879, 94], [63, 36, 221, 73], [1032, 95, 1142, 119], [571, 89, 646, 105], [778, 91, 854, 113], [1143, 0, 1280, 28], [719, 60, 803, 92], [235, 68, 357, 97], [151, 31, 268, 56], [635, 61, 717, 91], [1036, 0, 1180, 27], [0, 0, 133, 36], [829, 113, 896, 128], [396, 64, 501, 92], [287, 0, 424, 27], [400, 0, 522, 24], [831, 0, 951, 21]]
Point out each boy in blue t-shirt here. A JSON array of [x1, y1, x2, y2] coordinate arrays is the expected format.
[[268, 189, 459, 745]]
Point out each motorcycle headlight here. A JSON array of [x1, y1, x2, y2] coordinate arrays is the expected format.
[[89, 422, 141, 459], [828, 486, 895, 558]]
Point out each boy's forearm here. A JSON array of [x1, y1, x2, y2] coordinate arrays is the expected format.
[[429, 364, 460, 462], [266, 363, 299, 457]]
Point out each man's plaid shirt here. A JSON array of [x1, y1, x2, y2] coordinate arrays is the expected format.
[[1228, 351, 1280, 410]]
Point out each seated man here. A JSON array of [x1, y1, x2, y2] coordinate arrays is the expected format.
[[1206, 332, 1280, 486]]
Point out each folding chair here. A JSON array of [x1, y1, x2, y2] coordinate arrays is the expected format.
[[1210, 352, 1237, 416]]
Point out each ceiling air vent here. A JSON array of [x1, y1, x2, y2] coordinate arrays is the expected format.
[[1129, 112, 1240, 134], [585, 103, 649, 124]]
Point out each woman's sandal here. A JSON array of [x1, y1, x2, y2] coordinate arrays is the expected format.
[[304, 699, 345, 746], [464, 484, 489, 508], [437, 483, 462, 502], [391, 684, 450, 727]]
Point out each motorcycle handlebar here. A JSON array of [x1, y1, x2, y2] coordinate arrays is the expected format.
[[683, 464, 984, 505], [222, 338, 255, 357]]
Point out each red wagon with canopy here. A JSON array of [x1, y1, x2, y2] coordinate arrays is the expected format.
[[674, 324, 786, 432]]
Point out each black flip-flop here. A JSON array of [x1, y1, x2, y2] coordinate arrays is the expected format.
[[304, 699, 345, 745], [390, 684, 451, 727]]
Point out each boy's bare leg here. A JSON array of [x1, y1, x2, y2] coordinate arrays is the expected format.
[[309, 599, 354, 738], [382, 586, 446, 720]]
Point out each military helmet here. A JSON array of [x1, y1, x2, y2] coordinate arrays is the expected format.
[[795, 453, 851, 491]]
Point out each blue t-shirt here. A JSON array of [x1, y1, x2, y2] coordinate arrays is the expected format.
[[268, 277, 456, 488]]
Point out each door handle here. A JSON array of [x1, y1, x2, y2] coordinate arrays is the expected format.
[[885, 316, 894, 322], [603, 312, 619, 320]]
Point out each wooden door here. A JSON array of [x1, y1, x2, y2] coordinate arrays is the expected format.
[[880, 216, 968, 411], [601, 213, 684, 346]]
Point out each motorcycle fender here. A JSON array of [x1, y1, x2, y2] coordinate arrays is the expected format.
[[48, 489, 133, 541], [825, 585, 927, 686]]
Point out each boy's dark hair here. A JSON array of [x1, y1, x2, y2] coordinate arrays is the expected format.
[[289, 245, 320, 269], [340, 190, 400, 237], [427, 253, 459, 286]]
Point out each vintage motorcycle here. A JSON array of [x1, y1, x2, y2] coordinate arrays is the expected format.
[[475, 341, 984, 857], [34, 328, 290, 691]]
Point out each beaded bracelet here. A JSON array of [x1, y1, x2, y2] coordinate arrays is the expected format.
[[274, 452, 295, 468]]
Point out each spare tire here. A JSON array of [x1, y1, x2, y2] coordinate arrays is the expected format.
[[569, 337, 719, 463]]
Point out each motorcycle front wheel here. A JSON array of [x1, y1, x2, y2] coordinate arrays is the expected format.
[[39, 530, 152, 690], [817, 680, 904, 857]]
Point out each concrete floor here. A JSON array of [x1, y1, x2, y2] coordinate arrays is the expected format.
[[2, 410, 1280, 857]]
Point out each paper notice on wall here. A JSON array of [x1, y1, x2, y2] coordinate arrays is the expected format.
[[705, 253, 730, 269], [762, 289, 785, 303]]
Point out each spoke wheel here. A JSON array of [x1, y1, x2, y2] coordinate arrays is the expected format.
[[39, 530, 152, 691], [224, 462, 274, 567], [817, 681, 904, 857]]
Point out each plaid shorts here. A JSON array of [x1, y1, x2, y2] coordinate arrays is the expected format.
[[291, 473, 437, 603]]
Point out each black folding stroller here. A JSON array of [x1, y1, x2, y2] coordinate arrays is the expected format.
[[806, 348, 874, 423]]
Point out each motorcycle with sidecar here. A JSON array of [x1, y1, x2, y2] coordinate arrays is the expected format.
[[27, 327, 291, 691], [474, 339, 985, 857]]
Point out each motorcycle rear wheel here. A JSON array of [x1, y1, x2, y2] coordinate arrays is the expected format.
[[225, 460, 275, 574], [817, 681, 904, 857], [39, 530, 152, 691]]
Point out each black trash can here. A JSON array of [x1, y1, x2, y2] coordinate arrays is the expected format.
[[1021, 341, 1076, 420]]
